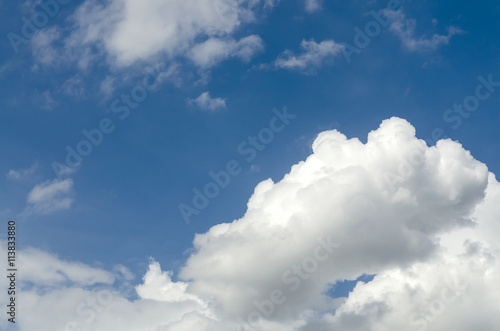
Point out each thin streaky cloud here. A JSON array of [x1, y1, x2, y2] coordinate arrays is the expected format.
[[274, 39, 345, 72], [385, 10, 464, 51]]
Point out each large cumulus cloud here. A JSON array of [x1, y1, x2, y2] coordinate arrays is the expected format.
[[2, 117, 499, 331], [179, 117, 489, 324]]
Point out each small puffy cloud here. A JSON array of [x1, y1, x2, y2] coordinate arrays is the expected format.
[[274, 39, 344, 72], [385, 10, 463, 51], [25, 178, 74, 215], [304, 0, 323, 13], [7, 162, 38, 180], [189, 35, 264, 68], [250, 164, 261, 173], [188, 92, 227, 112], [60, 74, 85, 97], [99, 75, 116, 97]]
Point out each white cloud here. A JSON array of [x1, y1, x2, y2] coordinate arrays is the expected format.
[[386, 10, 463, 51], [25, 178, 74, 215], [99, 75, 116, 97], [18, 247, 114, 287], [0, 243, 213, 331], [60, 74, 85, 97], [4, 117, 500, 330], [7, 162, 38, 180], [188, 92, 227, 111], [189, 35, 264, 68], [32, 89, 57, 110], [113, 264, 135, 281], [274, 39, 344, 72], [32, 0, 273, 69], [299, 174, 500, 330], [30, 27, 61, 66], [136, 260, 206, 306], [179, 118, 489, 322], [304, 0, 323, 13]]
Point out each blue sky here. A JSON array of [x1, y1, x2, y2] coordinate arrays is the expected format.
[[1, 0, 500, 330]]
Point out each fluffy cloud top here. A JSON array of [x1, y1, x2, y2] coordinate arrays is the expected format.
[[179, 118, 488, 321], [136, 260, 205, 306], [3, 117, 500, 331]]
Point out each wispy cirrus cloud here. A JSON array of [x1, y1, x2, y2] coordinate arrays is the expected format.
[[7, 162, 38, 180], [386, 10, 464, 52], [189, 35, 264, 68], [24, 178, 74, 215], [18, 247, 114, 287], [274, 39, 344, 73], [304, 0, 323, 13]]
